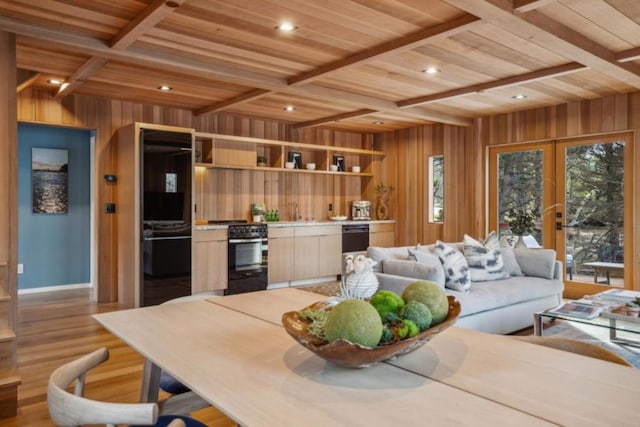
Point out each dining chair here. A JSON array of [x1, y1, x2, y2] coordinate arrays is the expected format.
[[513, 335, 632, 366], [47, 347, 207, 427]]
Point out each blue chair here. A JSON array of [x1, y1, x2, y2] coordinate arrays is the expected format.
[[47, 347, 207, 427]]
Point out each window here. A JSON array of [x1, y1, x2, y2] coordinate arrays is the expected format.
[[428, 155, 444, 223]]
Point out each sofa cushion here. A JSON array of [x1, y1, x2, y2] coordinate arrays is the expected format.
[[463, 233, 509, 282], [500, 246, 524, 276], [367, 246, 411, 272], [382, 259, 445, 288], [446, 276, 563, 317], [515, 248, 557, 279], [433, 241, 470, 292]]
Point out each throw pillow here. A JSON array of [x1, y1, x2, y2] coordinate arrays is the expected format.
[[408, 247, 446, 287], [432, 241, 470, 292], [367, 246, 410, 272], [382, 259, 445, 289], [463, 234, 509, 282], [514, 248, 557, 279], [500, 246, 524, 276]]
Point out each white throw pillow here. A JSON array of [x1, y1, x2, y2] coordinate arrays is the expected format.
[[408, 247, 446, 287], [432, 241, 471, 292], [463, 233, 509, 282], [515, 248, 557, 279]]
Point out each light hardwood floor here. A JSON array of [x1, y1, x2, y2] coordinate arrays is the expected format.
[[0, 288, 237, 427]]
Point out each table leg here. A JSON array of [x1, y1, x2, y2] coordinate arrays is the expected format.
[[606, 271, 610, 285], [140, 359, 161, 403], [533, 313, 544, 336]]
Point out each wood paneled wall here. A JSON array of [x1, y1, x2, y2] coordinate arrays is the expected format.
[[375, 124, 473, 247]]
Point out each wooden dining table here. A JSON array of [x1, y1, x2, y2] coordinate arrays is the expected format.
[[93, 288, 640, 426]]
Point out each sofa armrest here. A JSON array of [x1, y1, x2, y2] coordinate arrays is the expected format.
[[553, 260, 563, 281]]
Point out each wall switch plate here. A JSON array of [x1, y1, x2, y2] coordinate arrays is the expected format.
[[105, 203, 116, 214], [329, 203, 333, 211], [17, 264, 23, 274]]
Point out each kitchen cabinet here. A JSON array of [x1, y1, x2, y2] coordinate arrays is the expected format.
[[192, 229, 228, 293], [268, 227, 295, 284], [369, 222, 395, 247], [194, 132, 383, 176], [293, 225, 341, 281]]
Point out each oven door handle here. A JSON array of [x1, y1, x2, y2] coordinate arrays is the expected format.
[[228, 238, 265, 244]]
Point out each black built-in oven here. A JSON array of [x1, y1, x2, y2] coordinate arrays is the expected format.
[[226, 223, 268, 295]]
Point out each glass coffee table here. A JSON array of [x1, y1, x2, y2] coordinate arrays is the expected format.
[[534, 290, 640, 348]]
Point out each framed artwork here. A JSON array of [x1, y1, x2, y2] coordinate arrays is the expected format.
[[32, 147, 69, 214], [288, 151, 302, 169], [333, 155, 345, 172]]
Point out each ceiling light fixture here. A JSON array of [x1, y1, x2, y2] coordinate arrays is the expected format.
[[372, 121, 384, 125], [512, 94, 527, 100], [158, 85, 173, 91], [276, 22, 297, 32], [423, 67, 440, 75], [47, 79, 63, 85], [283, 105, 296, 111]]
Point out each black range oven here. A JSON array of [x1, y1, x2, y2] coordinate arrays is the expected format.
[[226, 223, 268, 295]]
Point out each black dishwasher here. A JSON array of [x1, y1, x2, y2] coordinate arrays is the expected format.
[[342, 223, 370, 253]]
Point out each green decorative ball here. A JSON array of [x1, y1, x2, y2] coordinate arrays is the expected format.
[[401, 281, 449, 325], [324, 299, 383, 348]]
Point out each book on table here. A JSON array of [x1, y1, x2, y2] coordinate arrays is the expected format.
[[547, 301, 603, 320]]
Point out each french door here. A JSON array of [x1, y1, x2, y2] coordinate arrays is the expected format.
[[488, 133, 633, 298]]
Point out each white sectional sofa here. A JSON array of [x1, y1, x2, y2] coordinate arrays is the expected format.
[[360, 240, 564, 335]]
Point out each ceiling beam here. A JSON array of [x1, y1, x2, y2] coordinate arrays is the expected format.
[[110, 0, 187, 49], [397, 62, 584, 107], [443, 0, 640, 88], [616, 46, 640, 63], [290, 109, 378, 129], [194, 89, 271, 116], [16, 69, 40, 93], [513, 0, 556, 13], [0, 16, 471, 126], [288, 14, 481, 86], [55, 57, 108, 98], [56, 0, 186, 98]]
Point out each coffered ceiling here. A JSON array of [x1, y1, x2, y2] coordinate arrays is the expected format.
[[2, 0, 640, 132]]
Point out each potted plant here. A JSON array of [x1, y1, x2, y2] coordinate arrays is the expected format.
[[504, 208, 537, 236], [257, 155, 267, 167]]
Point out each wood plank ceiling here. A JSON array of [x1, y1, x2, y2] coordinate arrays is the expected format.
[[1, 0, 640, 132]]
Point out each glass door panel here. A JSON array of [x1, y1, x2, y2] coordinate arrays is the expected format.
[[556, 135, 629, 293]]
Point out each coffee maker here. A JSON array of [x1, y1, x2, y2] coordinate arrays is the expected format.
[[351, 201, 371, 220]]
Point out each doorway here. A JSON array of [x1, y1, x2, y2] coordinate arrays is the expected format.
[[488, 132, 633, 298], [17, 123, 95, 296]]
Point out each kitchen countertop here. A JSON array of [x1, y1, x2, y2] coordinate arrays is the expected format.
[[194, 219, 394, 231]]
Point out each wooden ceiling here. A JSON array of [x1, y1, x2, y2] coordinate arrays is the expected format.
[[2, 0, 640, 132]]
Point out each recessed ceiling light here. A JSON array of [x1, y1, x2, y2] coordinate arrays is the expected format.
[[372, 121, 384, 125], [423, 67, 440, 75], [283, 105, 296, 111], [276, 22, 297, 32], [512, 94, 527, 100], [158, 85, 173, 91], [47, 79, 63, 85]]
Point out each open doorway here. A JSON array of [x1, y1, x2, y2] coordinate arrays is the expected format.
[[17, 123, 95, 297]]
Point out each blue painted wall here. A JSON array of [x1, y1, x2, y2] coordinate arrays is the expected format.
[[18, 124, 92, 289]]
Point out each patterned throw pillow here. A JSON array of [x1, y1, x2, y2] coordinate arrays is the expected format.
[[463, 232, 509, 282], [432, 241, 471, 292]]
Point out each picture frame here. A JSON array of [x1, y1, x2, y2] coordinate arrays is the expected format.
[[288, 151, 302, 169], [333, 155, 345, 172], [32, 147, 69, 214]]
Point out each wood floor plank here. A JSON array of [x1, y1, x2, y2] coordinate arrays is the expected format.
[[0, 288, 237, 427]]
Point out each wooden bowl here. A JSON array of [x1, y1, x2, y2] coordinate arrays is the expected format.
[[281, 296, 460, 368]]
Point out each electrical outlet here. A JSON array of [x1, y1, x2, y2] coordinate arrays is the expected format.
[[17, 264, 23, 274], [329, 203, 333, 211]]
